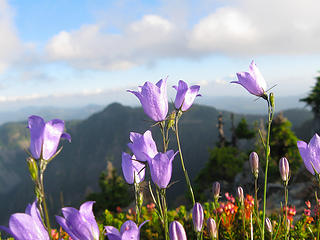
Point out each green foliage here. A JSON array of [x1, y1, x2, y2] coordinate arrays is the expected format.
[[86, 162, 133, 214], [235, 118, 255, 140], [300, 75, 320, 115], [194, 146, 247, 200]]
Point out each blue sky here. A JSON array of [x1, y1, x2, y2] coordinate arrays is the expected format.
[[0, 0, 319, 111]]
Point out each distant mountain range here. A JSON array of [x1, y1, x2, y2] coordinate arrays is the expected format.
[[0, 103, 314, 225], [0, 104, 104, 125]]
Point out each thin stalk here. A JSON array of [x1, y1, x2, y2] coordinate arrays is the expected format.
[[134, 182, 141, 224], [261, 99, 274, 240], [284, 185, 288, 240], [213, 199, 219, 240], [160, 189, 169, 240], [254, 177, 262, 234], [39, 167, 52, 240], [174, 113, 195, 205]]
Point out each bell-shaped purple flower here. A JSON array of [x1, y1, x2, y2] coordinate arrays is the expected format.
[[147, 150, 178, 189], [297, 133, 320, 175], [56, 201, 99, 240], [121, 153, 145, 184], [169, 221, 187, 240], [104, 220, 148, 240], [279, 157, 290, 182], [128, 78, 168, 122], [192, 202, 204, 232], [127, 130, 158, 162], [207, 218, 217, 239], [0, 201, 49, 240], [28, 115, 71, 160], [173, 80, 201, 111], [231, 60, 267, 97]]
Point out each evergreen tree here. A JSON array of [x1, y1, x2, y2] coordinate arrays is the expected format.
[[86, 161, 133, 215], [256, 113, 302, 182], [300, 74, 320, 133]]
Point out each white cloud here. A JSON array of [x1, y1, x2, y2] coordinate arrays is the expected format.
[[0, 0, 25, 73], [189, 0, 320, 55], [45, 0, 320, 71], [46, 15, 185, 70]]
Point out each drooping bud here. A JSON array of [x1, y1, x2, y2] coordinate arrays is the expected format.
[[237, 186, 244, 204], [212, 181, 220, 200], [279, 157, 290, 183], [26, 157, 38, 182], [265, 217, 272, 233], [192, 202, 204, 232], [169, 221, 187, 240], [207, 218, 217, 239], [249, 152, 259, 178]]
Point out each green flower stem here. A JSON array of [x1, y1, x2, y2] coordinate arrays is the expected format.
[[284, 184, 288, 240], [160, 189, 169, 240], [134, 181, 142, 224], [254, 177, 262, 235], [39, 160, 52, 240], [174, 112, 196, 206], [213, 199, 219, 240], [262, 97, 274, 240]]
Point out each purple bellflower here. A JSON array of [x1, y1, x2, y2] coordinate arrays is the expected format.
[[56, 201, 99, 240], [192, 202, 204, 232], [147, 150, 178, 189], [104, 220, 148, 240], [169, 221, 187, 240], [231, 60, 267, 98], [121, 153, 145, 184], [128, 78, 168, 122], [127, 130, 158, 162], [173, 80, 201, 111], [0, 201, 49, 240], [28, 115, 71, 160], [297, 133, 320, 175]]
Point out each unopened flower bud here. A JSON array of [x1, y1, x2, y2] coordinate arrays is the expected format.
[[249, 152, 259, 178], [279, 157, 290, 183], [192, 202, 204, 232], [269, 92, 275, 109], [265, 217, 272, 233], [169, 221, 187, 240], [237, 186, 244, 204], [207, 218, 217, 239], [27, 157, 38, 182], [167, 111, 176, 130], [212, 181, 220, 200]]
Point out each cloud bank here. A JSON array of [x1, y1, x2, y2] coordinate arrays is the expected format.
[[45, 0, 320, 70]]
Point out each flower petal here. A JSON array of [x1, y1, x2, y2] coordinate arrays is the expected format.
[[9, 213, 49, 240], [56, 215, 81, 240], [42, 119, 65, 160], [122, 153, 145, 184], [104, 226, 121, 240], [28, 115, 45, 159], [127, 130, 158, 162], [79, 201, 100, 239], [120, 220, 138, 235], [298, 140, 314, 174]]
